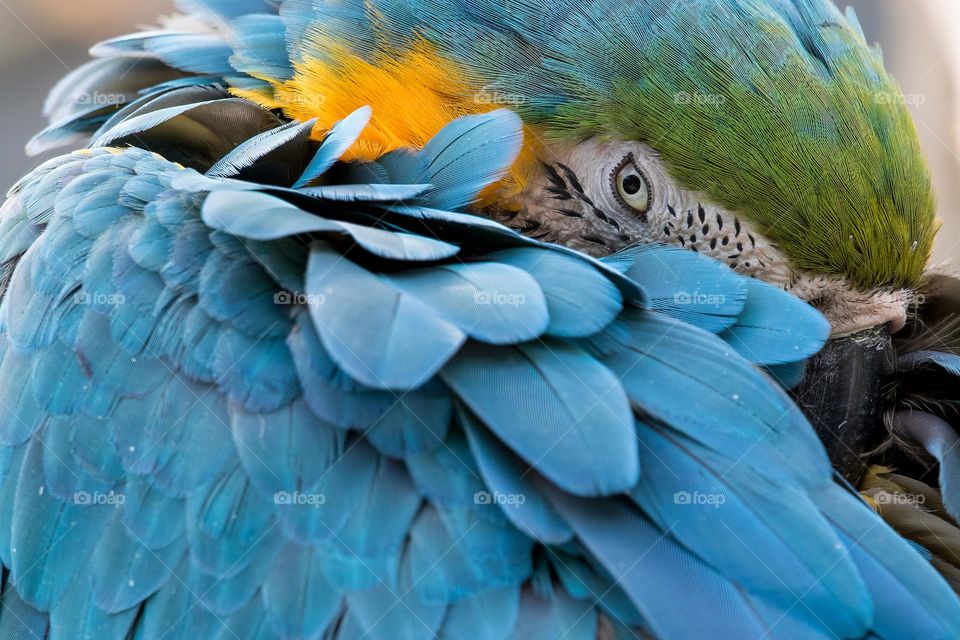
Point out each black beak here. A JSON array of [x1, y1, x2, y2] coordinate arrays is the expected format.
[[793, 326, 895, 483]]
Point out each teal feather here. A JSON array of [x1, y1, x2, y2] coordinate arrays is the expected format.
[[0, 67, 955, 638], [441, 340, 637, 497]]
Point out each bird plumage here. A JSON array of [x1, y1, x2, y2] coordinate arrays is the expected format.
[[1, 1, 958, 639]]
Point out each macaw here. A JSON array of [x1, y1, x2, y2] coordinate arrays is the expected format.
[[0, 0, 958, 639]]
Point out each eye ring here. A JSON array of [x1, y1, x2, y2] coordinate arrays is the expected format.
[[609, 153, 653, 216]]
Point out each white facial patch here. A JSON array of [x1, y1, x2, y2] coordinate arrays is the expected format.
[[504, 136, 911, 337]]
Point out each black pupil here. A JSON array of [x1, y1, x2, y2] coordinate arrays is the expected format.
[[622, 174, 643, 195]]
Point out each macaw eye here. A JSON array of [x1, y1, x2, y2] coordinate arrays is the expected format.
[[611, 154, 652, 214]]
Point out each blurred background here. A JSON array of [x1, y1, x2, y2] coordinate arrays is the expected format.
[[0, 0, 958, 261]]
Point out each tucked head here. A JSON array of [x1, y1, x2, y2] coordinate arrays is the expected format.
[[233, 0, 937, 337]]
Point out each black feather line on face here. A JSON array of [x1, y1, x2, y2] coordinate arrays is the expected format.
[[583, 234, 609, 247], [542, 162, 631, 234], [556, 163, 585, 194]]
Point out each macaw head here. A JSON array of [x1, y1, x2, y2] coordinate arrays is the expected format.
[[33, 0, 938, 339], [231, 0, 936, 339], [490, 1, 938, 340]]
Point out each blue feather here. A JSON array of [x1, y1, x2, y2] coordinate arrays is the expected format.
[[363, 380, 452, 457], [603, 244, 747, 334], [0, 444, 27, 567], [207, 119, 317, 178], [186, 545, 279, 617], [198, 247, 290, 338], [510, 587, 596, 640], [441, 340, 637, 497], [544, 489, 770, 640], [898, 350, 960, 376], [276, 438, 379, 544], [211, 328, 300, 412], [306, 244, 466, 389], [415, 110, 523, 211], [41, 417, 113, 501], [891, 411, 960, 521], [294, 107, 372, 188], [91, 512, 187, 614], [287, 310, 450, 437], [718, 278, 830, 366], [346, 557, 447, 640], [386, 262, 549, 345], [91, 32, 235, 75], [10, 436, 109, 611], [49, 576, 138, 640], [0, 348, 46, 446], [230, 14, 294, 80], [262, 544, 342, 638], [407, 503, 531, 603], [185, 464, 279, 579], [320, 458, 421, 590], [231, 400, 339, 496], [442, 585, 519, 640], [549, 551, 643, 625], [599, 310, 830, 485], [70, 412, 125, 485], [113, 377, 234, 497], [814, 484, 960, 638], [122, 475, 186, 550], [765, 360, 808, 389], [630, 424, 869, 637], [130, 558, 220, 640], [202, 190, 460, 261], [0, 582, 48, 639], [127, 216, 172, 272], [461, 408, 573, 544], [490, 247, 624, 337]]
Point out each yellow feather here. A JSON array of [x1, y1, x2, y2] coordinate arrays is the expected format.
[[231, 39, 540, 206]]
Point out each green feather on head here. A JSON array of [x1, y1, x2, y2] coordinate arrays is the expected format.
[[539, 0, 937, 290]]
